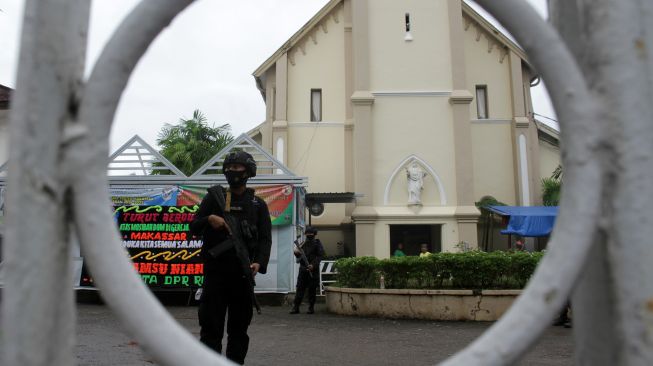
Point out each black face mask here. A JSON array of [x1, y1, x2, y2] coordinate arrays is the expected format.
[[225, 170, 248, 188], [306, 235, 315, 241]]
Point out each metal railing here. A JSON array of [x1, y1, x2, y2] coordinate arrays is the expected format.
[[319, 260, 338, 295]]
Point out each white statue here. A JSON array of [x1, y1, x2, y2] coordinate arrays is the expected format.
[[406, 162, 427, 205]]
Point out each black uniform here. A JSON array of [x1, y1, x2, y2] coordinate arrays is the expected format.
[[190, 185, 271, 365], [292, 237, 324, 313]]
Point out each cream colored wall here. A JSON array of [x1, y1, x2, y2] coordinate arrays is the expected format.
[[463, 18, 513, 120], [287, 5, 346, 123], [471, 123, 517, 205], [367, 0, 453, 91], [373, 97, 457, 207], [539, 140, 560, 179], [287, 123, 346, 225], [283, 5, 347, 226]]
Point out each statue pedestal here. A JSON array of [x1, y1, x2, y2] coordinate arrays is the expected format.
[[407, 203, 422, 214]]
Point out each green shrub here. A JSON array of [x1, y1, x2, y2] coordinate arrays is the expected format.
[[334, 250, 544, 290], [334, 256, 381, 288]]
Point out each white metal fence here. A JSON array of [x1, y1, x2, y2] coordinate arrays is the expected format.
[[1, 1, 652, 365], [319, 260, 338, 295]]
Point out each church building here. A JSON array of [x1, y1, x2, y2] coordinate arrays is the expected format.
[[248, 0, 560, 257]]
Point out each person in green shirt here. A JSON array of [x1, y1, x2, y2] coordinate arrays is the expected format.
[[393, 242, 406, 257]]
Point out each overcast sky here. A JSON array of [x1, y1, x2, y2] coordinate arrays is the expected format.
[[0, 0, 555, 152]]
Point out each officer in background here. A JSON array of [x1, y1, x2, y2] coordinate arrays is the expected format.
[[190, 151, 272, 365], [290, 226, 325, 314]]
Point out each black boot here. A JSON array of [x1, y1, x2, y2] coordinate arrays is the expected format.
[[289, 305, 300, 314], [307, 305, 314, 314]]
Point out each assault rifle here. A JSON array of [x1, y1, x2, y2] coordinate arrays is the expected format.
[[293, 236, 313, 278], [209, 187, 262, 314]]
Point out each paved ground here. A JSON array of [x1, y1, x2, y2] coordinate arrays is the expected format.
[[72, 296, 574, 366]]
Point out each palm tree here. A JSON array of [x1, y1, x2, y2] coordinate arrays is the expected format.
[[541, 164, 563, 206], [153, 110, 234, 176]]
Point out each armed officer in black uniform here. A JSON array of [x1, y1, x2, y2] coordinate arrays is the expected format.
[[290, 226, 324, 314], [190, 151, 271, 365]]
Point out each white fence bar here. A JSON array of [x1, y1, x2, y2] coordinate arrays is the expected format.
[[1, 1, 90, 365]]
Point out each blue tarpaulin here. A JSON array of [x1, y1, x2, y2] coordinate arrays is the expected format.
[[487, 206, 559, 237]]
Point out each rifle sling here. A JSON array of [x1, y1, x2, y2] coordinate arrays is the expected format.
[[209, 187, 261, 313]]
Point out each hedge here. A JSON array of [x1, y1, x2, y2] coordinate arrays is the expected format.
[[334, 251, 544, 290]]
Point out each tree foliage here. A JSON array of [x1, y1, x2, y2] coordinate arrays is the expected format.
[[153, 110, 234, 176], [541, 164, 563, 206]]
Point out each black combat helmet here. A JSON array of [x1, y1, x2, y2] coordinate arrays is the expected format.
[[223, 151, 257, 178]]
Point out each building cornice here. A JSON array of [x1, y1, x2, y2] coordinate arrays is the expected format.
[[288, 121, 345, 127], [372, 90, 452, 97], [470, 119, 511, 124], [461, 1, 530, 67], [252, 0, 343, 78], [449, 90, 474, 104], [253, 1, 532, 79], [351, 91, 375, 105], [513, 116, 530, 128]]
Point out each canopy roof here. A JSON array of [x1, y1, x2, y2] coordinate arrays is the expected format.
[[487, 206, 558, 237], [108, 134, 186, 177], [0, 133, 307, 187]]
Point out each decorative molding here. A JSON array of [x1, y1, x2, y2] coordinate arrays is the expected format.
[[351, 91, 375, 105], [455, 205, 482, 222], [272, 120, 288, 129], [372, 90, 451, 97], [518, 134, 530, 206], [299, 42, 306, 55], [449, 90, 474, 105], [252, 0, 344, 77], [288, 50, 296, 66], [461, 2, 529, 64], [310, 32, 317, 45], [470, 119, 511, 124], [320, 22, 328, 33], [332, 11, 339, 24], [464, 17, 472, 31], [500, 47, 509, 63], [287, 121, 345, 127], [476, 26, 483, 42], [487, 37, 495, 53], [352, 213, 458, 222], [383, 155, 447, 206], [514, 116, 530, 128]]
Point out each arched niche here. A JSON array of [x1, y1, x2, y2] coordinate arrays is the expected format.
[[383, 155, 447, 206]]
